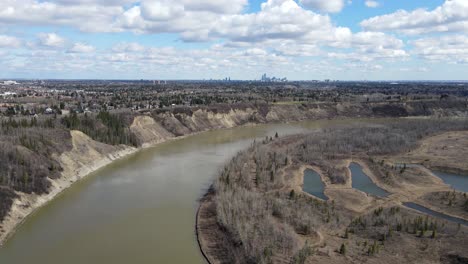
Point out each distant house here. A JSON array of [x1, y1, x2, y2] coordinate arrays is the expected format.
[[0, 92, 17, 97], [45, 107, 54, 114], [2, 81, 18, 85]]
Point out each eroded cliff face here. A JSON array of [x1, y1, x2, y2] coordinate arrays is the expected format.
[[1, 100, 467, 246], [58, 131, 137, 180], [130, 116, 174, 147], [0, 131, 137, 245], [132, 100, 468, 146], [150, 108, 259, 137]]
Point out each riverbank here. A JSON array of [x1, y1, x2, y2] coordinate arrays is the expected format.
[[0, 108, 321, 248], [0, 114, 264, 247], [1, 105, 467, 252], [197, 120, 468, 263], [0, 131, 139, 246]]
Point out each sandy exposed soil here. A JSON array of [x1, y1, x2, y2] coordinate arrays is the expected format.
[[0, 110, 260, 246], [130, 115, 174, 147], [0, 131, 137, 245], [393, 131, 468, 175], [197, 130, 468, 264]]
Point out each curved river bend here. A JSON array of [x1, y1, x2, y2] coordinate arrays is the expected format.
[[0, 119, 382, 263]]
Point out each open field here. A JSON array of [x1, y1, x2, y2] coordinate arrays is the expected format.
[[393, 131, 468, 174]]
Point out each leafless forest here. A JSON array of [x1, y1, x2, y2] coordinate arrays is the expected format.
[[212, 118, 468, 263]]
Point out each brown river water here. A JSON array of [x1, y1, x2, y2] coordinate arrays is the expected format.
[[0, 119, 378, 264]]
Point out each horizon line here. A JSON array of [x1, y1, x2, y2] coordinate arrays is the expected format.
[[1, 78, 468, 83]]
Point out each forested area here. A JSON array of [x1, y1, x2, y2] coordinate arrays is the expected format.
[[0, 118, 72, 221], [61, 112, 138, 146], [211, 118, 468, 263], [0, 111, 138, 221], [213, 139, 348, 263], [296, 119, 468, 184]]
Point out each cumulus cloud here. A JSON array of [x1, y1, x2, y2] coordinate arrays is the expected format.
[[365, 1, 379, 8], [182, 0, 248, 14], [0, 0, 124, 32], [299, 0, 345, 13], [140, 1, 184, 21], [361, 0, 468, 34], [112, 42, 145, 52], [0, 35, 21, 48], [326, 32, 408, 62], [411, 35, 468, 63], [67, 43, 95, 53], [5, 0, 459, 79], [209, 0, 342, 42], [0, 0, 249, 34], [115, 0, 350, 45], [37, 33, 65, 47]]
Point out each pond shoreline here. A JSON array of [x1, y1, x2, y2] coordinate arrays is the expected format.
[[196, 125, 468, 263]]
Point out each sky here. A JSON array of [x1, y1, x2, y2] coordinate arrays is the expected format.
[[0, 0, 467, 80]]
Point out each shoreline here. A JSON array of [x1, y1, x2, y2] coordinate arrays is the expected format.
[[0, 120, 265, 247], [0, 146, 138, 246], [196, 138, 468, 263], [195, 188, 215, 264], [1, 115, 464, 250]]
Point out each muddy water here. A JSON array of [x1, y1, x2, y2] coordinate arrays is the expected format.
[[0, 119, 376, 264]]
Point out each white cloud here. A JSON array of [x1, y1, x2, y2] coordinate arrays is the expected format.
[[326, 32, 408, 62], [4, 0, 456, 79], [0, 35, 21, 48], [411, 35, 468, 63], [115, 0, 350, 45], [112, 42, 145, 52], [0, 0, 248, 34], [365, 1, 379, 8], [140, 1, 184, 21], [37, 33, 65, 47], [209, 0, 341, 42], [67, 43, 95, 53], [0, 0, 124, 32], [361, 0, 468, 34], [182, 0, 248, 14], [299, 0, 345, 13]]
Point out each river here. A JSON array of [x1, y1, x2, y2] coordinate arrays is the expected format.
[[0, 119, 364, 264]]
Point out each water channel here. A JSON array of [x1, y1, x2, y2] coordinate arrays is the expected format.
[[403, 202, 468, 227], [0, 119, 367, 264]]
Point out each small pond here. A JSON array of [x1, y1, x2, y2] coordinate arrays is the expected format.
[[303, 169, 328, 200], [350, 162, 390, 198], [395, 163, 468, 193], [431, 171, 468, 193]]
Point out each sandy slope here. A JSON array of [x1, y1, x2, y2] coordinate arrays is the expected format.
[[0, 131, 137, 245]]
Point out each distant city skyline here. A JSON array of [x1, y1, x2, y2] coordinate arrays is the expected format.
[[0, 0, 467, 80]]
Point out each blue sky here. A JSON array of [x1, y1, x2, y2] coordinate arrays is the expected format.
[[0, 0, 466, 80]]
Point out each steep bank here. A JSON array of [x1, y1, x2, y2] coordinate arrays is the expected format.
[[0, 131, 137, 245], [1, 99, 467, 246], [0, 107, 260, 246]]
